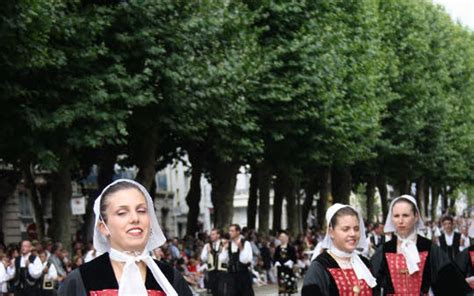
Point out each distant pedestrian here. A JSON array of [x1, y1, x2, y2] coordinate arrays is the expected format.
[[221, 224, 254, 296], [274, 230, 297, 295], [200, 229, 227, 296], [10, 240, 43, 296]]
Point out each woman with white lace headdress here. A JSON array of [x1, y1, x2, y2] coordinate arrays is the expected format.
[[371, 195, 470, 295], [302, 203, 378, 295], [59, 179, 192, 296]]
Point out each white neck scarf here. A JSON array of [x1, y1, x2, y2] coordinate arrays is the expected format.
[[109, 248, 177, 296], [329, 246, 377, 288], [396, 231, 420, 275]]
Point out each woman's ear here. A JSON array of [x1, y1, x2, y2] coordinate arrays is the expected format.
[[328, 227, 335, 240], [98, 221, 110, 237]]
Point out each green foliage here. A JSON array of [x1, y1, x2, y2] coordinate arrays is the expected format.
[[1, 0, 473, 234], [376, 0, 474, 191]]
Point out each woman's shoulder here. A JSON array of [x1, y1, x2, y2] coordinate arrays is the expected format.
[[58, 269, 87, 296], [357, 254, 371, 266], [79, 252, 110, 273], [153, 259, 175, 281]]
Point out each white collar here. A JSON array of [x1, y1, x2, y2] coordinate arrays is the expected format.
[[328, 246, 377, 288], [396, 231, 420, 275], [109, 248, 177, 296]]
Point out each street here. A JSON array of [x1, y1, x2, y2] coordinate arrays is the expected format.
[[254, 280, 303, 296], [197, 280, 303, 296]]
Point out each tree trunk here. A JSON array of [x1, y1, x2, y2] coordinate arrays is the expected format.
[[50, 148, 73, 252], [210, 161, 239, 230], [415, 177, 425, 218], [395, 178, 411, 196], [302, 175, 319, 230], [272, 174, 286, 232], [247, 165, 259, 230], [332, 166, 352, 204], [135, 124, 159, 191], [376, 174, 389, 221], [185, 150, 204, 236], [258, 164, 271, 234], [366, 174, 376, 223], [423, 182, 430, 218], [441, 186, 449, 214], [449, 189, 456, 211], [317, 167, 332, 228], [431, 185, 440, 220], [286, 176, 298, 236], [83, 150, 117, 242], [20, 160, 45, 241]]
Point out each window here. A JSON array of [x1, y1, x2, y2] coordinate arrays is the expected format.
[[157, 174, 168, 192], [19, 191, 32, 217]]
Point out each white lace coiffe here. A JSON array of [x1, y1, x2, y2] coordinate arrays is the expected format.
[[321, 203, 377, 288], [109, 248, 177, 296], [93, 179, 177, 296]]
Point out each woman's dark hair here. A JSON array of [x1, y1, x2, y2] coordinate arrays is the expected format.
[[392, 197, 417, 215], [329, 207, 359, 228], [100, 181, 142, 223]]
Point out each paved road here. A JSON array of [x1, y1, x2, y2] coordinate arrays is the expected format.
[[254, 280, 303, 295], [196, 280, 303, 296]]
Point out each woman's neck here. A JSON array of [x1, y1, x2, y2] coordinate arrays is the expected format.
[[396, 229, 417, 240], [329, 245, 352, 261]]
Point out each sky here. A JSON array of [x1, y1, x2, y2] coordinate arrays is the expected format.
[[432, 0, 474, 30]]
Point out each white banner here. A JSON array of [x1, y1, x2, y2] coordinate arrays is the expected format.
[[71, 196, 86, 215]]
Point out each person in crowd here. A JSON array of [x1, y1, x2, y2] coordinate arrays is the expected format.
[[43, 240, 53, 260], [71, 256, 83, 270], [248, 231, 261, 269], [274, 230, 297, 295], [258, 236, 274, 284], [83, 243, 101, 263], [460, 225, 471, 252], [151, 247, 164, 261], [37, 250, 57, 296], [222, 224, 254, 296], [439, 215, 462, 261], [302, 204, 377, 295], [48, 243, 66, 288], [310, 240, 325, 262], [455, 244, 474, 291], [0, 254, 13, 296], [169, 238, 181, 264], [303, 229, 316, 252], [200, 228, 227, 296], [10, 239, 43, 296], [368, 223, 385, 253], [58, 179, 192, 296], [371, 195, 470, 295]]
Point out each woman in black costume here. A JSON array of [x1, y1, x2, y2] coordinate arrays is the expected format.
[[59, 179, 192, 296], [371, 195, 470, 295], [302, 203, 377, 295]]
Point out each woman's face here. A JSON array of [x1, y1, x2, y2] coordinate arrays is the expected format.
[[329, 215, 360, 253], [391, 201, 418, 237], [99, 188, 150, 252]]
